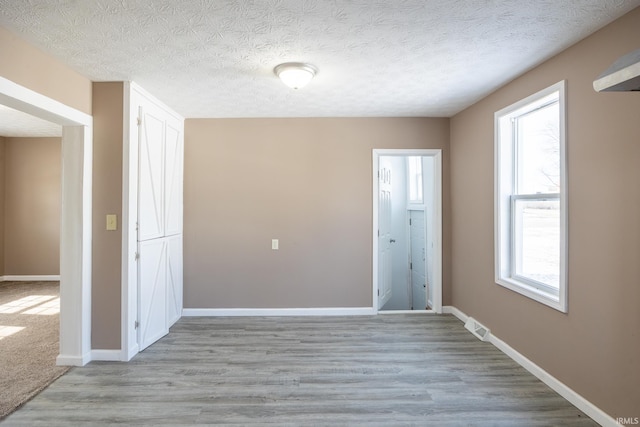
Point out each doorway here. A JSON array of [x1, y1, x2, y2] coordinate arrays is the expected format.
[[0, 76, 93, 365], [372, 149, 442, 313]]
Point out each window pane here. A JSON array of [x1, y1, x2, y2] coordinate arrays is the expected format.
[[516, 101, 560, 195], [408, 156, 423, 203], [514, 198, 560, 290]]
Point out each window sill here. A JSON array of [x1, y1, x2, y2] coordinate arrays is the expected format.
[[496, 277, 567, 313]]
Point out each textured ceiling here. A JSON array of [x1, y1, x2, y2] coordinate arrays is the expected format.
[[0, 0, 639, 118], [0, 104, 62, 137]]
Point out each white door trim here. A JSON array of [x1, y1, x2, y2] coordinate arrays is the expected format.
[[372, 149, 442, 314], [121, 82, 139, 361], [0, 76, 93, 366]]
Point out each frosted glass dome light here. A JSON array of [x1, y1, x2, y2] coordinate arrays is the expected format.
[[274, 62, 317, 89]]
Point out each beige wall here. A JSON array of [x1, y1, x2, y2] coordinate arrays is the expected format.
[[3, 137, 61, 275], [91, 82, 124, 349], [450, 7, 640, 418], [184, 118, 451, 309], [0, 26, 92, 115], [0, 26, 116, 347]]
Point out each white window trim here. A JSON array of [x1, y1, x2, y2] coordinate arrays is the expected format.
[[494, 80, 568, 313]]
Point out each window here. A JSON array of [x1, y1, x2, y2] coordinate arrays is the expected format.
[[407, 156, 423, 204], [495, 81, 567, 312]]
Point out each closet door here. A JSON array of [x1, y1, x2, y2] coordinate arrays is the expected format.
[[164, 120, 183, 236], [166, 234, 183, 326], [138, 238, 168, 351], [138, 104, 166, 241], [129, 85, 184, 355]]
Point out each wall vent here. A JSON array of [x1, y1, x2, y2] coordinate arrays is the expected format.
[[464, 317, 491, 342]]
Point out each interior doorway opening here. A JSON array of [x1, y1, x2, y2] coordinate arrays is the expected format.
[[372, 149, 442, 314], [0, 76, 93, 366]]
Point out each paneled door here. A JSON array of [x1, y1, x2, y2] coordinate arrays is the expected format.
[[136, 96, 184, 352], [138, 238, 168, 351], [164, 122, 183, 237], [409, 210, 427, 310], [378, 159, 393, 309], [123, 83, 184, 360], [166, 234, 183, 326], [138, 104, 165, 241], [137, 101, 169, 351]]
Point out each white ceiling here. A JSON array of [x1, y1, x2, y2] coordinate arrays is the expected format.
[[0, 0, 639, 119], [0, 104, 61, 138]]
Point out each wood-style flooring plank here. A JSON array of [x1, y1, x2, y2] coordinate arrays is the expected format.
[[2, 314, 597, 426]]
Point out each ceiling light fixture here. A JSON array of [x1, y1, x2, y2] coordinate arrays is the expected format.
[[274, 62, 317, 89]]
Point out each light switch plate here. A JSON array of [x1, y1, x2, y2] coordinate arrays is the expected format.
[[272, 239, 279, 250], [106, 214, 117, 231]]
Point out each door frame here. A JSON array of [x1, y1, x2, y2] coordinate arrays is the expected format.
[[377, 156, 393, 309], [372, 149, 442, 313], [0, 76, 93, 365]]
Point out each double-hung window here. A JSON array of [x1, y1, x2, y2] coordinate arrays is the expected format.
[[407, 156, 423, 204], [495, 81, 567, 312]]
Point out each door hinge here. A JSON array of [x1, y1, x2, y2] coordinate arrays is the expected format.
[[135, 252, 140, 261], [409, 218, 412, 225], [137, 116, 142, 126], [378, 289, 380, 296], [377, 229, 379, 237], [410, 262, 413, 270], [134, 320, 139, 329]]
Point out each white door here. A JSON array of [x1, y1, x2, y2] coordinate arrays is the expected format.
[[138, 105, 165, 241], [164, 122, 183, 236], [163, 120, 183, 327], [136, 100, 183, 350], [166, 234, 183, 326], [138, 239, 168, 350], [409, 210, 427, 310], [378, 159, 393, 309], [123, 83, 184, 360]]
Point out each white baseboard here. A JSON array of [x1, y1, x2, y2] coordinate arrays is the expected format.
[[123, 344, 140, 362], [378, 309, 436, 314], [182, 307, 376, 317], [489, 333, 616, 426], [56, 351, 91, 367], [90, 349, 124, 362], [443, 306, 617, 427], [1, 275, 61, 281], [442, 305, 468, 321]]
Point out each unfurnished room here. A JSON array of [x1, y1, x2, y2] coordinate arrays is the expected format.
[[0, 1, 639, 426]]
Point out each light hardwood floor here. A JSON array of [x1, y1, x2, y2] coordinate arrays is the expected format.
[[2, 314, 597, 426]]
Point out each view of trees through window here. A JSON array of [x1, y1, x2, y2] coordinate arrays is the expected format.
[[496, 81, 566, 311], [514, 100, 560, 290]]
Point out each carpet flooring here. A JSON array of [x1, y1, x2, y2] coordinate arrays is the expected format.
[[0, 281, 68, 420]]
